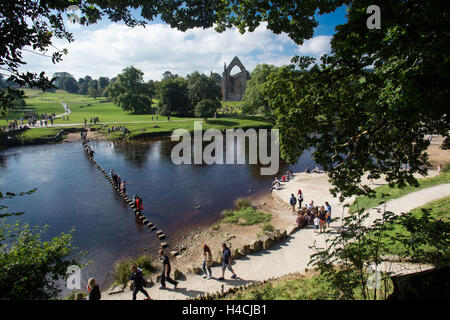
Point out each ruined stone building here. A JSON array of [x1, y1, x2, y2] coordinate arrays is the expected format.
[[221, 56, 250, 101]]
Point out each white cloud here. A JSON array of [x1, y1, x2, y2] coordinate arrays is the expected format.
[[20, 22, 300, 81], [298, 35, 332, 57]]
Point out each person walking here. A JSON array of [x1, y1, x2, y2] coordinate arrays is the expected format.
[[325, 201, 332, 229], [159, 249, 178, 289], [219, 243, 237, 280], [297, 190, 303, 209], [128, 266, 151, 300], [289, 194, 297, 214], [87, 278, 101, 300], [201, 244, 213, 279]]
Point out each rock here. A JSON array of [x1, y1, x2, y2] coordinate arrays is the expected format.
[[286, 224, 300, 236], [273, 230, 282, 241], [74, 292, 84, 300], [187, 265, 202, 275], [241, 244, 251, 255], [264, 231, 276, 241], [226, 235, 236, 242], [160, 242, 168, 248], [170, 250, 179, 257], [250, 240, 263, 252], [280, 229, 288, 239], [232, 248, 243, 259], [173, 269, 182, 280], [143, 277, 154, 288], [158, 233, 166, 240]]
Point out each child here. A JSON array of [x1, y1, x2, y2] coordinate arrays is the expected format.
[[314, 216, 320, 233]]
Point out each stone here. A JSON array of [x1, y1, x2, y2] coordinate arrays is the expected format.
[[286, 224, 300, 236], [108, 285, 124, 295], [150, 226, 157, 231], [280, 229, 288, 239], [187, 265, 202, 275], [173, 269, 182, 280], [273, 230, 282, 241], [158, 233, 166, 240], [264, 231, 276, 240], [241, 244, 251, 255], [156, 230, 163, 235], [74, 293, 84, 300], [160, 242, 168, 248], [250, 240, 263, 252], [259, 234, 274, 250], [170, 250, 179, 257], [232, 248, 243, 259]]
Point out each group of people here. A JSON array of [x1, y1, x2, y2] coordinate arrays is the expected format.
[[107, 126, 129, 134], [110, 169, 128, 195], [304, 164, 321, 174], [290, 191, 332, 233], [270, 170, 294, 191], [84, 117, 100, 125], [128, 243, 237, 300]]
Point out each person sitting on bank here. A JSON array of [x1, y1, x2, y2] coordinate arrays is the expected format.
[[270, 177, 281, 191], [305, 166, 311, 173], [312, 165, 320, 173]]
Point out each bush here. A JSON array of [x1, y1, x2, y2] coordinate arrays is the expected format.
[[261, 222, 275, 233], [64, 291, 87, 300], [114, 254, 155, 285], [234, 197, 251, 210]]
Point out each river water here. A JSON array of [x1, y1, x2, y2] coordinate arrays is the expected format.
[[0, 138, 315, 296]]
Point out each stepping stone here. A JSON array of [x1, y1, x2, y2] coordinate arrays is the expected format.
[[150, 226, 157, 231], [144, 221, 152, 226], [160, 242, 168, 248], [158, 233, 166, 240], [156, 230, 163, 236]]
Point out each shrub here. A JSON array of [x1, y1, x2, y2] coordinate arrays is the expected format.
[[261, 222, 275, 233], [234, 197, 251, 210], [114, 254, 155, 285]]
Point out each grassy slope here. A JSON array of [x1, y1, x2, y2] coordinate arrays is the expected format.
[[349, 164, 450, 213], [3, 89, 272, 143]]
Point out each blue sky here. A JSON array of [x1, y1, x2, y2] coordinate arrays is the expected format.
[[21, 5, 348, 81]]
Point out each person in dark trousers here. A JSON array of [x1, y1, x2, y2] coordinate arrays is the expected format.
[[129, 265, 151, 300], [219, 243, 237, 280], [159, 249, 178, 289], [87, 278, 101, 300], [290, 193, 297, 214]]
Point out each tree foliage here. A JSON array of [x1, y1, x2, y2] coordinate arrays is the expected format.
[[186, 71, 221, 107], [157, 77, 191, 116], [194, 98, 220, 121], [241, 63, 278, 117], [106, 66, 154, 114], [264, 0, 449, 198], [0, 190, 83, 300]]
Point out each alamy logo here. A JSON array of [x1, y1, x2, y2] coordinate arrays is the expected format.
[[366, 263, 382, 290], [66, 265, 81, 290], [366, 5, 381, 29], [170, 121, 280, 175]]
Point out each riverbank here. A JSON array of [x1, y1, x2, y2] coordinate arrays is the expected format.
[[0, 116, 273, 149], [100, 169, 450, 300]]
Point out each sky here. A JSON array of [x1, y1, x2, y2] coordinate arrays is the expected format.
[[20, 6, 348, 81]]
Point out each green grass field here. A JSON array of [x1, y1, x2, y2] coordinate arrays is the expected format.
[[3, 89, 272, 143], [349, 164, 450, 213], [1, 89, 175, 125]]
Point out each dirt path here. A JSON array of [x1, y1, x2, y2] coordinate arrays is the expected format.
[[102, 172, 450, 300]]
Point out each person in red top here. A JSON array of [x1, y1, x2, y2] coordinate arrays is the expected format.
[[135, 197, 144, 212]]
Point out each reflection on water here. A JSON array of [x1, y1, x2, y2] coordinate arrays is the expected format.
[[0, 138, 316, 296]]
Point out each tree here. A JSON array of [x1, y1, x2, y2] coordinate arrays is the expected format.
[[53, 72, 79, 93], [0, 190, 83, 300], [241, 64, 278, 117], [263, 1, 449, 198], [106, 66, 154, 114], [97, 77, 110, 96], [162, 71, 178, 80], [157, 77, 191, 116], [194, 99, 220, 122], [186, 71, 221, 107], [87, 86, 99, 99]]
